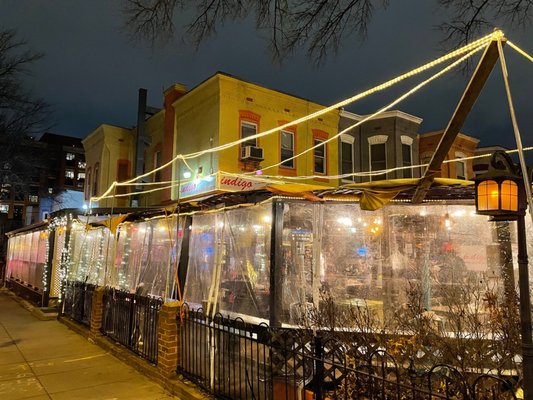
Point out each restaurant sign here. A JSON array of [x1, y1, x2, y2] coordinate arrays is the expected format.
[[178, 172, 268, 200]]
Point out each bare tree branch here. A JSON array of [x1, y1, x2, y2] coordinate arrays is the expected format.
[[121, 0, 533, 64], [0, 28, 51, 193]]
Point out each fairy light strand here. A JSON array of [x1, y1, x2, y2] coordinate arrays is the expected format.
[[91, 31, 502, 202], [249, 43, 486, 174], [93, 143, 533, 202], [508, 41, 533, 63]]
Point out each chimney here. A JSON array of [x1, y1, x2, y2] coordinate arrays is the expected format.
[[161, 83, 188, 202]]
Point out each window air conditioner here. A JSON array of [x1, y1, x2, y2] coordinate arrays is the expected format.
[[240, 145, 264, 161]]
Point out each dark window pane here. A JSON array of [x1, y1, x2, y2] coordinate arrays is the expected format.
[[241, 122, 257, 147], [456, 161, 466, 179], [281, 131, 294, 168], [117, 161, 129, 195], [402, 143, 412, 178], [314, 139, 326, 173], [154, 151, 162, 182], [341, 141, 353, 176], [370, 143, 386, 180], [314, 140, 325, 157]]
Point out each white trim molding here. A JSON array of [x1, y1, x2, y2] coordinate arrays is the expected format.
[[368, 135, 388, 145], [341, 134, 355, 144], [400, 135, 414, 146]]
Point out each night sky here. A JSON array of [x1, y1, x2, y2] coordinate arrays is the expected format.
[[1, 0, 532, 152]]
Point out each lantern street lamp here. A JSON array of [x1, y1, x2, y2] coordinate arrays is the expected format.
[[474, 150, 532, 399]]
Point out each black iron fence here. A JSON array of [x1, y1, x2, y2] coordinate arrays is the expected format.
[[101, 288, 163, 364], [62, 280, 95, 326], [178, 306, 519, 400]]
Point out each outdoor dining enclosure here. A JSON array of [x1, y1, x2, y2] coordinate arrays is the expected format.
[[5, 193, 533, 398]]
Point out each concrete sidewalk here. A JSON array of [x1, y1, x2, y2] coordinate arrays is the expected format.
[[0, 290, 181, 400]]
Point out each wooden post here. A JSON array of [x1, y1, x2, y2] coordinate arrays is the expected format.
[[412, 38, 504, 203]]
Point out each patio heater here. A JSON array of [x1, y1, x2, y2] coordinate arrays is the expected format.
[[474, 150, 532, 399]]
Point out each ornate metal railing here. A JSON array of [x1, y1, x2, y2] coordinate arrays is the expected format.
[[101, 288, 163, 364], [62, 281, 95, 326], [178, 306, 520, 400]]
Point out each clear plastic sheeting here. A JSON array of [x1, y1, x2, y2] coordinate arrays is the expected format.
[[112, 215, 185, 298], [67, 223, 113, 286], [183, 213, 216, 310], [278, 201, 532, 326], [280, 202, 318, 323], [6, 229, 49, 291], [184, 204, 272, 320]]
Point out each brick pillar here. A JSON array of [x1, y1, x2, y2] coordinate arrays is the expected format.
[[157, 301, 180, 376], [90, 287, 105, 339]]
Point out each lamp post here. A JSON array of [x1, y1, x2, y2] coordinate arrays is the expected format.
[[474, 150, 533, 399]]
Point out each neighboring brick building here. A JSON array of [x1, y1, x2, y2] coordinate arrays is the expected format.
[[419, 130, 479, 180], [0, 133, 85, 226], [0, 133, 85, 276]]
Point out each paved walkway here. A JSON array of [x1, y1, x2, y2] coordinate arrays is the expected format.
[[0, 291, 180, 400]]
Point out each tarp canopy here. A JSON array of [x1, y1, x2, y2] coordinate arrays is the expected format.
[[267, 178, 474, 211]]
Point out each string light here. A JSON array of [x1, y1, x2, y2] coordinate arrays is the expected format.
[[92, 142, 533, 202], [92, 31, 503, 202], [251, 43, 486, 174], [508, 41, 533, 63], [252, 146, 533, 182]]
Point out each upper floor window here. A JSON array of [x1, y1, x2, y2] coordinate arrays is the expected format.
[[313, 129, 329, 175], [66, 153, 75, 161], [341, 134, 355, 180], [241, 121, 257, 147], [154, 150, 162, 182], [92, 163, 99, 197], [77, 172, 85, 180], [314, 139, 326, 174], [368, 135, 388, 181], [401, 136, 414, 179], [85, 167, 92, 201], [78, 161, 86, 169], [455, 152, 466, 179], [117, 160, 130, 195], [65, 170, 75, 179], [239, 110, 261, 151], [280, 130, 295, 168]]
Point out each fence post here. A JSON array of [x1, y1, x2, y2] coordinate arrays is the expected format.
[[89, 287, 105, 339], [157, 300, 180, 376], [314, 336, 324, 400]]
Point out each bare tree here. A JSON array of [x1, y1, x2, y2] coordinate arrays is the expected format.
[[0, 28, 50, 195], [122, 0, 533, 63]]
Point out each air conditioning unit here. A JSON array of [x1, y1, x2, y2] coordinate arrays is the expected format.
[[240, 145, 264, 161]]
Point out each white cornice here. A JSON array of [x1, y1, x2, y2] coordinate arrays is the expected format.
[[359, 110, 423, 124]]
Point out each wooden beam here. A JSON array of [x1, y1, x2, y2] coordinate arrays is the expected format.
[[412, 39, 504, 203]]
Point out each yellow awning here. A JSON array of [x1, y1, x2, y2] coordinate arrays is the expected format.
[[267, 178, 474, 211], [91, 214, 129, 234]]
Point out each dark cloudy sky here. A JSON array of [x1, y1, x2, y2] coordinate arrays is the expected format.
[[1, 0, 532, 151]]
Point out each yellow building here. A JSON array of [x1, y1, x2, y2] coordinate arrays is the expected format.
[[168, 73, 339, 201], [82, 124, 135, 208], [83, 73, 340, 207]]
